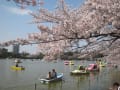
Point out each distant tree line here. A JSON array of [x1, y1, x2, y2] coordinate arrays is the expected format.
[[0, 48, 103, 60], [0, 48, 44, 59], [60, 51, 104, 60]]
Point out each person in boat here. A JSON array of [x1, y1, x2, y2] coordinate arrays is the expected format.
[[109, 82, 120, 90], [14, 59, 19, 67], [78, 65, 85, 70], [46, 71, 52, 79], [51, 69, 57, 78], [15, 62, 19, 67]]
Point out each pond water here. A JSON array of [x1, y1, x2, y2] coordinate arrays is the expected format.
[[0, 59, 120, 90]]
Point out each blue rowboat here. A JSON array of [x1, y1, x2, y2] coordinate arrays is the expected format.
[[39, 73, 63, 84]]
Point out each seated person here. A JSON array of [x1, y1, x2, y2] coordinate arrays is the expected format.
[[79, 66, 85, 70], [15, 63, 19, 67], [109, 82, 120, 90], [51, 69, 57, 78], [46, 71, 52, 79]]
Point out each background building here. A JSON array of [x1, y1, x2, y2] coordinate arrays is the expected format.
[[13, 44, 19, 54]]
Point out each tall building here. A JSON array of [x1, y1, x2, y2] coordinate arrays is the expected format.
[[13, 44, 19, 54]]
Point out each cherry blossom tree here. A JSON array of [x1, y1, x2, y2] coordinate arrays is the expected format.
[[1, 0, 120, 61]]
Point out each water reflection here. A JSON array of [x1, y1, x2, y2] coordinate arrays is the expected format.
[[47, 81, 63, 90]]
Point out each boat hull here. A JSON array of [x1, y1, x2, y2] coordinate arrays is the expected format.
[[11, 66, 25, 70], [87, 64, 100, 72], [64, 61, 74, 65], [70, 70, 89, 75]]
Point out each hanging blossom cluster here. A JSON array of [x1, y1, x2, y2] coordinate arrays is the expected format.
[[1, 0, 120, 60], [0, 38, 30, 46], [83, 0, 120, 61], [7, 0, 40, 8]]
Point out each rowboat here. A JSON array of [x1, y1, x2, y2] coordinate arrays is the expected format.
[[14, 59, 22, 63], [86, 64, 99, 72], [69, 61, 74, 65], [39, 73, 63, 84], [70, 70, 89, 75], [64, 61, 69, 65], [64, 61, 74, 65], [11, 66, 25, 70], [99, 62, 106, 67]]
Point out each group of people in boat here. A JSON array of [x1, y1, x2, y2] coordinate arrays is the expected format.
[[46, 69, 57, 79]]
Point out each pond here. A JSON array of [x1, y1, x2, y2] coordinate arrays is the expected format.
[[0, 59, 120, 90]]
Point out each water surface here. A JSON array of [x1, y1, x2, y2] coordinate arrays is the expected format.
[[0, 59, 120, 90]]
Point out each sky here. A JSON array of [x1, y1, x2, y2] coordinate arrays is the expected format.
[[0, 0, 85, 54]]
